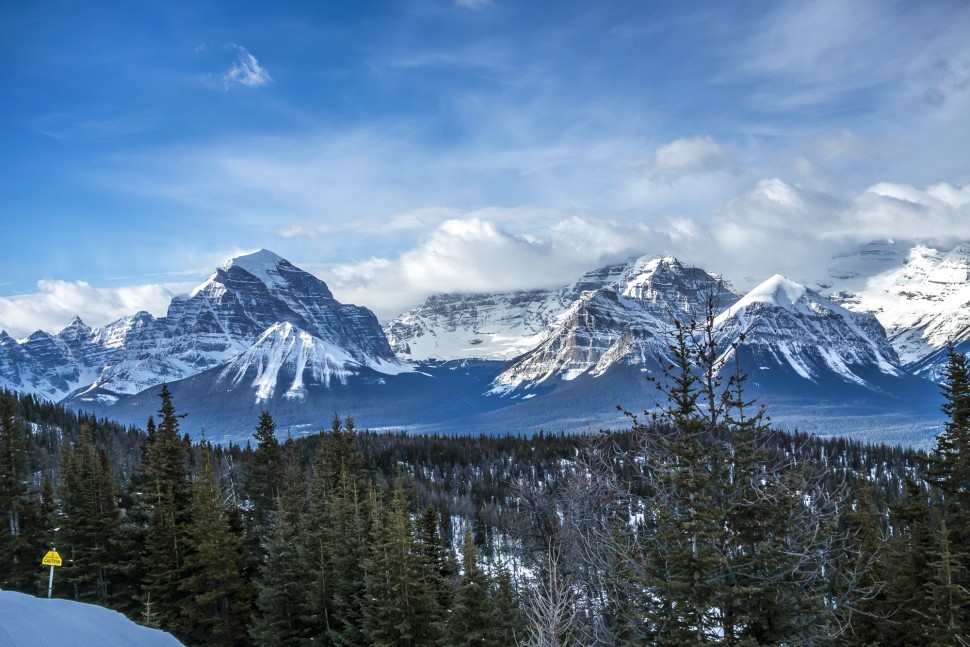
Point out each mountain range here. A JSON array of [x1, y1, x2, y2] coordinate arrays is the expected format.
[[1, 243, 966, 447]]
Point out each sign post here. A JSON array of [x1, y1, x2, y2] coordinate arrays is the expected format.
[[41, 549, 62, 599]]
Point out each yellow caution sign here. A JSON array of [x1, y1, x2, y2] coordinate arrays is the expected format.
[[41, 550, 62, 567]]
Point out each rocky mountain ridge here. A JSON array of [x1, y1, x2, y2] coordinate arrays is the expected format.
[[0, 250, 405, 406], [0, 243, 964, 445]]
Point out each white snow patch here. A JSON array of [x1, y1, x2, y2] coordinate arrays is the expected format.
[[561, 368, 586, 381], [777, 343, 814, 380], [818, 347, 868, 386], [223, 249, 288, 291], [0, 590, 182, 646]]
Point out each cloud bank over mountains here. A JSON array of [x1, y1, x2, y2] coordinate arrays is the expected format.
[[2, 2, 970, 336]]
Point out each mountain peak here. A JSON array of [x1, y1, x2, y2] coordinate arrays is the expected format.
[[745, 274, 807, 309], [714, 275, 812, 326], [222, 249, 287, 281]]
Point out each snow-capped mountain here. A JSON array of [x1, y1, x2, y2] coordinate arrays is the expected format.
[[384, 289, 571, 361], [827, 243, 970, 376], [0, 250, 406, 407], [218, 321, 409, 403], [494, 256, 740, 389], [714, 275, 903, 390], [384, 259, 638, 361], [0, 242, 965, 446]]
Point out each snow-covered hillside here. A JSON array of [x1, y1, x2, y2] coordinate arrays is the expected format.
[[715, 274, 902, 389], [827, 243, 970, 375], [0, 590, 182, 646]]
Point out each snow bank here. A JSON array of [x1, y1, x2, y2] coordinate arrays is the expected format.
[[0, 590, 182, 646]]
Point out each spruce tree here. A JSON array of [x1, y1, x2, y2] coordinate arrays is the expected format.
[[926, 344, 970, 635], [492, 565, 524, 646], [179, 442, 253, 646], [924, 519, 970, 646], [363, 483, 439, 647], [57, 425, 122, 604], [141, 385, 192, 632], [251, 439, 309, 646], [0, 390, 41, 592], [930, 345, 970, 515], [414, 506, 455, 620], [301, 416, 372, 646], [608, 308, 838, 644], [443, 532, 496, 647], [882, 477, 935, 646], [243, 410, 281, 557]]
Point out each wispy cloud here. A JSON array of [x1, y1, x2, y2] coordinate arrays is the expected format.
[[645, 136, 738, 183], [0, 281, 178, 338], [224, 44, 272, 89], [454, 0, 494, 10]]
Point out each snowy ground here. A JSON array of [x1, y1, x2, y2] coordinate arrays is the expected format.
[[0, 590, 182, 646]]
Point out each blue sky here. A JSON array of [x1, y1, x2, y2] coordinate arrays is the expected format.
[[2, 0, 970, 335]]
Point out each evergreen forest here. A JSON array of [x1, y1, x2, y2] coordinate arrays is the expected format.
[[2, 327, 970, 645]]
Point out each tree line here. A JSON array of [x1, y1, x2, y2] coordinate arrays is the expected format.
[[0, 338, 967, 644]]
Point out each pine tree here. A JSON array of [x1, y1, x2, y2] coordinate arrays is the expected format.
[[57, 425, 122, 604], [301, 415, 372, 646], [141, 385, 192, 632], [251, 439, 309, 646], [363, 483, 439, 647], [243, 410, 281, 558], [178, 441, 253, 646], [0, 390, 41, 592], [443, 532, 496, 647]]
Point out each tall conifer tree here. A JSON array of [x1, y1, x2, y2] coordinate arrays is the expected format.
[[243, 410, 281, 557], [179, 442, 253, 646], [58, 425, 121, 604], [141, 385, 192, 631], [251, 438, 309, 646], [0, 390, 41, 592]]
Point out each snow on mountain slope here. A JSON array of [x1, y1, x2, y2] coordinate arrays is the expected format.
[[383, 260, 639, 361], [384, 289, 573, 360], [384, 255, 740, 364], [0, 250, 406, 406], [219, 321, 409, 402], [716, 275, 903, 388], [0, 590, 182, 646], [494, 257, 740, 389], [828, 243, 970, 374]]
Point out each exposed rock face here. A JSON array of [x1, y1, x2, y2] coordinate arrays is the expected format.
[[494, 256, 741, 388], [0, 250, 404, 404], [715, 275, 903, 388], [384, 288, 570, 361]]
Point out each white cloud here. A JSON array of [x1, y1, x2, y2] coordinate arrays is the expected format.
[[278, 223, 334, 239], [646, 136, 737, 182], [0, 281, 179, 338], [455, 0, 493, 9], [224, 45, 272, 89], [699, 178, 970, 287], [836, 182, 970, 243], [320, 214, 665, 320]]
